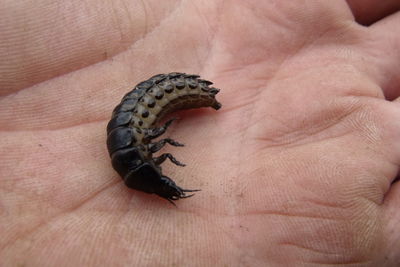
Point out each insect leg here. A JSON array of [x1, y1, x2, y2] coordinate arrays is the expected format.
[[145, 118, 177, 139], [148, 138, 184, 153], [153, 153, 185, 166]]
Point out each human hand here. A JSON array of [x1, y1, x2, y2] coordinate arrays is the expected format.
[[1, 1, 400, 266]]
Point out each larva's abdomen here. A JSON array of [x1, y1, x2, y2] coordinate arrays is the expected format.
[[108, 73, 220, 134], [106, 72, 221, 203]]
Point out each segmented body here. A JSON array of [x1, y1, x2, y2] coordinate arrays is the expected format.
[[106, 72, 221, 203]]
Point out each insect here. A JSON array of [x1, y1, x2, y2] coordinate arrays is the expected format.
[[106, 72, 221, 204]]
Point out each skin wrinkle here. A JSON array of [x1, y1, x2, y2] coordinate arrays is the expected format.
[[200, 0, 225, 73], [247, 63, 385, 151], [123, 0, 209, 72], [1, 178, 121, 251], [189, 211, 260, 266], [279, 242, 344, 256], [1, 134, 115, 251], [0, 0, 181, 97], [237, 209, 347, 222], [229, 213, 374, 265], [308, 260, 372, 266], [254, 117, 354, 151], [252, 102, 362, 150], [369, 31, 400, 100], [213, 20, 335, 111], [110, 1, 132, 44], [205, 2, 286, 74], [0, 1, 83, 93], [183, 0, 219, 74], [191, 212, 239, 246], [140, 0, 149, 40], [192, 199, 370, 262], [271, 59, 378, 97], [281, 25, 382, 95], [0, 118, 106, 132], [219, 72, 263, 219], [111, 208, 238, 266], [215, 37, 292, 81], [264, 217, 371, 262], [260, 141, 390, 209], [0, 72, 123, 130]]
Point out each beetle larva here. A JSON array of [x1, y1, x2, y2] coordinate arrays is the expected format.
[[106, 72, 221, 204]]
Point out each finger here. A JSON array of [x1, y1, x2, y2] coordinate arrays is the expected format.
[[0, 0, 177, 95], [346, 0, 400, 25], [361, 11, 400, 100], [0, 2, 216, 131]]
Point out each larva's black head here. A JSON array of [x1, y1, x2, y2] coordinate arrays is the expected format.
[[124, 163, 199, 204], [154, 176, 199, 203]]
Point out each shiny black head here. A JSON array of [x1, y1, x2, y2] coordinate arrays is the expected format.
[[124, 163, 199, 204]]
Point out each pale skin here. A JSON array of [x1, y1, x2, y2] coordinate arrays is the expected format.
[[1, 0, 400, 266]]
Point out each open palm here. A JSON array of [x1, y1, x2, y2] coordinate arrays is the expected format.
[[1, 1, 400, 266]]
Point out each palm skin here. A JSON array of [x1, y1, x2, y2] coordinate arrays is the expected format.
[[1, 0, 400, 266]]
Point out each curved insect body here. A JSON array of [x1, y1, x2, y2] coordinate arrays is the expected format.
[[106, 72, 221, 203]]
